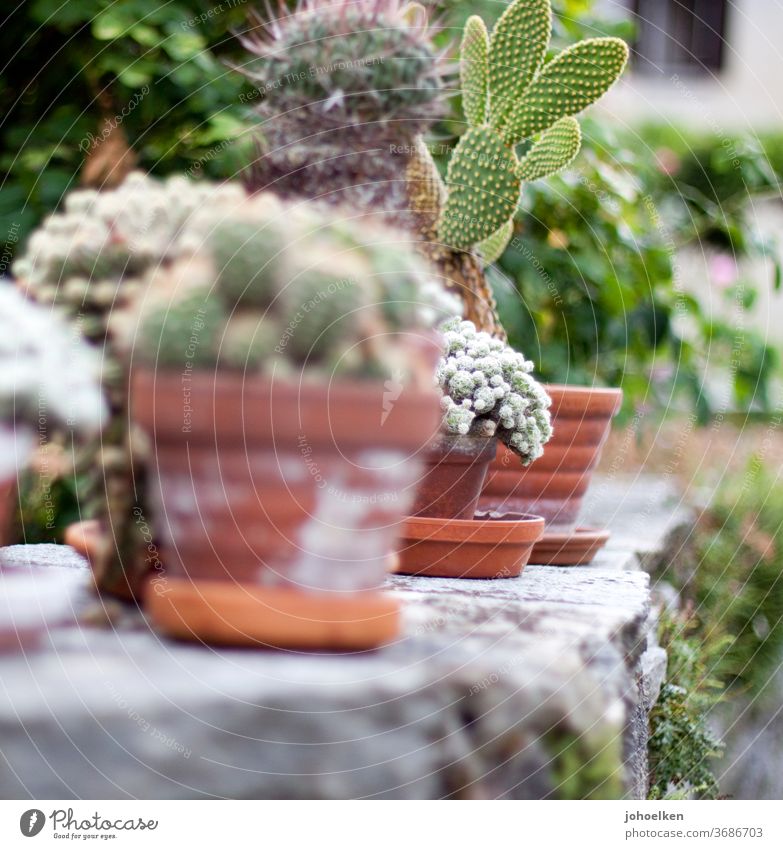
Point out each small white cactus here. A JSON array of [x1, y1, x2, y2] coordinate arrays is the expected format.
[[435, 317, 552, 464]]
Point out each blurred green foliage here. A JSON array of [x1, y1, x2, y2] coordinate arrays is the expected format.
[[648, 610, 727, 799], [679, 459, 783, 696], [0, 0, 253, 254]]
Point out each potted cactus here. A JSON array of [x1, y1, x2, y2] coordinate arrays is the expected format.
[[241, 0, 628, 555], [121, 192, 458, 648], [413, 317, 552, 520], [399, 318, 550, 578], [12, 174, 249, 597], [243, 0, 628, 335], [0, 286, 105, 547]]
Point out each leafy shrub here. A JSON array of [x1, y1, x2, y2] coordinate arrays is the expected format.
[[648, 611, 727, 799]]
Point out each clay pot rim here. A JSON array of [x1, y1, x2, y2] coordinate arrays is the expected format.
[[537, 526, 610, 545], [544, 383, 623, 415], [133, 368, 435, 402], [402, 512, 544, 543]]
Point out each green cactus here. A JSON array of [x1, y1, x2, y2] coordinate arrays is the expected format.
[[134, 192, 462, 383], [488, 0, 551, 128], [438, 0, 628, 261], [517, 116, 582, 181], [241, 0, 445, 141], [461, 16, 490, 127], [477, 220, 514, 265], [438, 127, 522, 250], [500, 37, 629, 144]]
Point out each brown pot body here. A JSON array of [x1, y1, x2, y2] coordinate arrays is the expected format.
[[398, 512, 544, 578], [132, 371, 441, 595], [480, 385, 622, 531], [412, 433, 497, 520], [0, 480, 13, 547]]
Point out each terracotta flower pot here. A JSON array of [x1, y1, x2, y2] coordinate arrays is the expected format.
[[412, 433, 498, 520], [132, 370, 441, 649], [0, 480, 13, 547], [480, 385, 622, 531], [397, 511, 544, 578]]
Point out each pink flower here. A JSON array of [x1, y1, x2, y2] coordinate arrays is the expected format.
[[709, 253, 738, 289]]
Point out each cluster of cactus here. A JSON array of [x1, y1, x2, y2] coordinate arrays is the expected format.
[[436, 317, 552, 463], [0, 286, 105, 477], [12, 173, 247, 595], [241, 0, 444, 135], [438, 0, 628, 261], [130, 192, 461, 382]]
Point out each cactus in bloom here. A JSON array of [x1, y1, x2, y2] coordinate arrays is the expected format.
[[438, 0, 628, 258], [436, 318, 552, 464], [128, 193, 461, 385]]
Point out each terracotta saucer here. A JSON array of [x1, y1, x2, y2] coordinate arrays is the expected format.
[[145, 577, 400, 650], [530, 526, 611, 566], [397, 511, 544, 579], [64, 520, 100, 562]]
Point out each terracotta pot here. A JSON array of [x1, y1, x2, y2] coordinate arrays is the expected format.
[[530, 527, 610, 566], [412, 433, 497, 520], [64, 520, 101, 562], [397, 511, 544, 578], [132, 370, 441, 649], [480, 385, 622, 531], [0, 480, 13, 547]]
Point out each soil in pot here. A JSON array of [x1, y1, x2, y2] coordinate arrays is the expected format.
[[397, 511, 544, 578], [411, 433, 497, 520], [133, 371, 441, 650], [480, 385, 622, 531]]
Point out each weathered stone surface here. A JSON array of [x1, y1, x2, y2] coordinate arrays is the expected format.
[[0, 474, 680, 799]]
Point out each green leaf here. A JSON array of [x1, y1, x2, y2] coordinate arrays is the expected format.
[[501, 37, 629, 144], [488, 0, 551, 128], [461, 16, 490, 127]]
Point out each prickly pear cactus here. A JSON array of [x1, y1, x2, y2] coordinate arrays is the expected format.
[[438, 0, 628, 258]]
